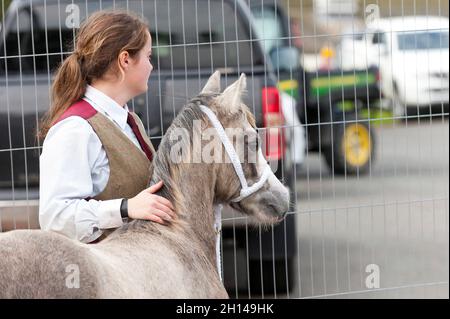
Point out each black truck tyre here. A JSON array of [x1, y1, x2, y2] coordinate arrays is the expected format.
[[324, 113, 375, 175]]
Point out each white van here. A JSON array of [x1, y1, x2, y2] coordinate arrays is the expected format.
[[337, 16, 449, 116]]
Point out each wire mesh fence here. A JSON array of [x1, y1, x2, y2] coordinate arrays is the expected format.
[[0, 0, 448, 299]]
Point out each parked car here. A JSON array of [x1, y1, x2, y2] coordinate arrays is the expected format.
[[248, 0, 381, 175], [0, 0, 299, 295], [337, 16, 449, 116]]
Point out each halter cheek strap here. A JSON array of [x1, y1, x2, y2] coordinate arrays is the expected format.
[[199, 104, 272, 282], [199, 105, 272, 202]]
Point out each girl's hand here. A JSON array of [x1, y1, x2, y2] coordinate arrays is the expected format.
[[127, 180, 176, 225]]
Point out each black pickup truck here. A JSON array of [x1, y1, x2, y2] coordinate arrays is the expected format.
[[0, 0, 297, 295], [249, 0, 381, 175]]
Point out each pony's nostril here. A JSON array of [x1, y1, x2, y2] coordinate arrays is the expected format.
[[273, 210, 287, 223]]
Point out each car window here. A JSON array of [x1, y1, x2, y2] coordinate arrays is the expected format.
[[138, 0, 262, 70], [250, 5, 284, 55], [397, 31, 449, 50], [0, 8, 34, 74], [0, 0, 262, 75], [372, 31, 386, 45], [0, 3, 77, 75]]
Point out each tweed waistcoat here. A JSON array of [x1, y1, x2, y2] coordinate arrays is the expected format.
[[54, 99, 155, 202]]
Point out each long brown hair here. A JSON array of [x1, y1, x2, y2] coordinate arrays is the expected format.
[[37, 9, 149, 142]]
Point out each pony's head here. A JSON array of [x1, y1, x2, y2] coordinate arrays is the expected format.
[[151, 71, 290, 226], [197, 71, 290, 224]]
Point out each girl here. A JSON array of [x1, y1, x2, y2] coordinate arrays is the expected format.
[[37, 10, 175, 244]]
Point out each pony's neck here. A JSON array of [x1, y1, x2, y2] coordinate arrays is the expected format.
[[153, 163, 219, 269], [180, 164, 218, 264]]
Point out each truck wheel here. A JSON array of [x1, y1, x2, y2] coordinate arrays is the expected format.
[[324, 114, 375, 175]]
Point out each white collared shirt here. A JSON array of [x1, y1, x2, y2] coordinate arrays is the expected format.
[[39, 84, 143, 243]]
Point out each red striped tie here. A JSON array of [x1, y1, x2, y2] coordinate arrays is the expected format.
[[127, 112, 153, 162]]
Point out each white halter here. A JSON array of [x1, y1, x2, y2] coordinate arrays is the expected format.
[[199, 104, 272, 282]]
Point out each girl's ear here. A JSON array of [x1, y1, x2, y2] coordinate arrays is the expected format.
[[118, 51, 130, 69], [117, 51, 130, 82]]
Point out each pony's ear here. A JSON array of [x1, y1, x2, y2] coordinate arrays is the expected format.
[[200, 70, 221, 94], [218, 73, 247, 113]]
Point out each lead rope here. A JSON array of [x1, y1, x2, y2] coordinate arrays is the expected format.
[[214, 204, 224, 282]]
